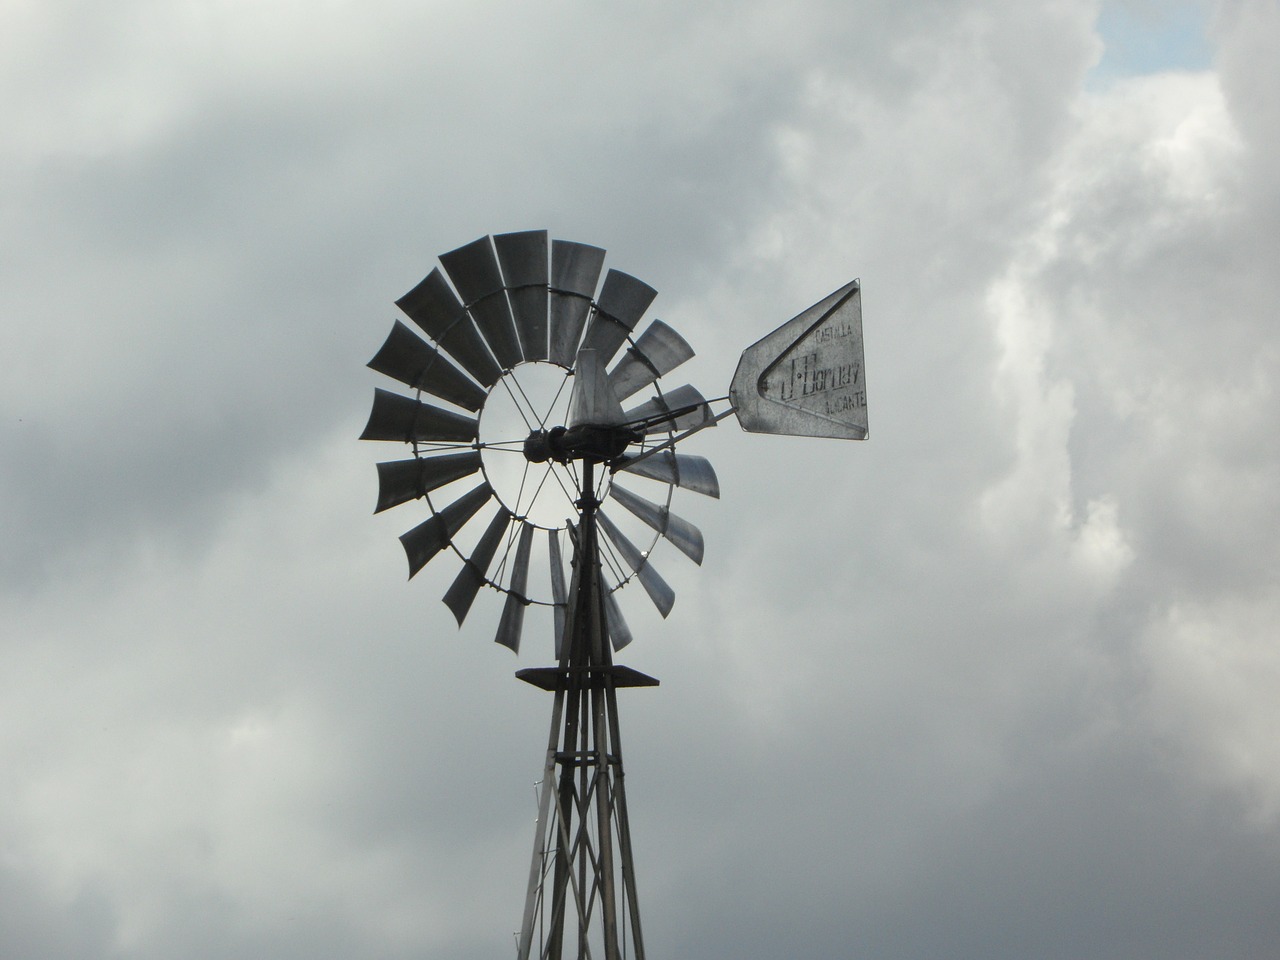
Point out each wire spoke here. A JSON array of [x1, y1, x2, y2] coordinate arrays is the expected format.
[[498, 372, 539, 432], [523, 462, 572, 522], [597, 532, 629, 587], [410, 439, 485, 455]]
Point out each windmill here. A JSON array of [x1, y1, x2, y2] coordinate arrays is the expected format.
[[360, 230, 866, 959]]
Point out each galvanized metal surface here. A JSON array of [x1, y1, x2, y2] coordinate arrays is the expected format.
[[597, 510, 675, 617], [548, 240, 605, 366], [443, 506, 512, 626], [579, 269, 658, 365], [624, 383, 715, 435], [514, 463, 649, 960], [609, 483, 705, 565], [602, 587, 633, 651], [495, 522, 535, 651], [548, 529, 567, 658], [608, 319, 695, 401], [494, 230, 550, 361], [373, 452, 483, 513], [617, 449, 720, 499], [567, 348, 626, 428], [439, 237, 524, 369], [367, 320, 488, 411], [730, 279, 867, 439], [395, 268, 502, 386], [398, 482, 492, 578], [359, 388, 479, 444]]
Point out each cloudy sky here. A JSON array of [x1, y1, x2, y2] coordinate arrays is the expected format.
[[3, 0, 1279, 956]]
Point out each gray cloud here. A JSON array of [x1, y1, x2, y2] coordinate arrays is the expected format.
[[3, 0, 1279, 957]]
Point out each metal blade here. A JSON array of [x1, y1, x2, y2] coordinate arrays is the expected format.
[[578, 269, 657, 365], [442, 506, 512, 625], [617, 450, 720, 498], [607, 320, 695, 401], [603, 588, 634, 651], [494, 522, 535, 652], [439, 236, 523, 369], [395, 268, 502, 386], [400, 482, 493, 578], [548, 240, 605, 366], [623, 384, 715, 435], [360, 388, 479, 443], [597, 511, 675, 617], [548, 530, 567, 659], [375, 452, 483, 513], [608, 484, 705, 565], [368, 321, 487, 412], [567, 349, 626, 428], [495, 230, 549, 362]]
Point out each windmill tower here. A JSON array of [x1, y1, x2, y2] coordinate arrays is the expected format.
[[360, 231, 867, 958]]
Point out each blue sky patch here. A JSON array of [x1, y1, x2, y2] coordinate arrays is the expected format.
[[1090, 0, 1212, 86]]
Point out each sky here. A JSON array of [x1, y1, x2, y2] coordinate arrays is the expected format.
[[2, 0, 1278, 957]]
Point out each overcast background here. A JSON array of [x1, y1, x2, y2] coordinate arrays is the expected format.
[[3, 0, 1279, 957]]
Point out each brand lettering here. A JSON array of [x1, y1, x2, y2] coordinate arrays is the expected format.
[[777, 354, 861, 402]]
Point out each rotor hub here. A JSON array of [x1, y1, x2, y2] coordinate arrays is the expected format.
[[523, 424, 642, 465]]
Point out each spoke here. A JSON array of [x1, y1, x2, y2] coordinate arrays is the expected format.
[[527, 457, 579, 517], [410, 440, 484, 456], [506, 373, 541, 428], [522, 462, 568, 521], [596, 530, 629, 587], [541, 371, 573, 429], [510, 458, 535, 519], [499, 374, 538, 432]]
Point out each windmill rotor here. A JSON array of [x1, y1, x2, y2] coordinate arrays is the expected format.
[[361, 231, 719, 656]]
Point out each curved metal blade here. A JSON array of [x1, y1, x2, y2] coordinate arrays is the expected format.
[[400, 482, 493, 578], [607, 320, 695, 401], [395, 268, 502, 386], [548, 530, 567, 659], [442, 506, 512, 626], [548, 240, 605, 366], [617, 450, 720, 499], [623, 384, 715, 435], [368, 321, 487, 412], [609, 483, 704, 565], [603, 588, 634, 651], [495, 230, 549, 362], [494, 522, 535, 652], [360, 388, 479, 443], [375, 452, 483, 514], [597, 511, 675, 617], [440, 236, 523, 370], [579, 269, 657, 365], [567, 349, 626, 428]]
